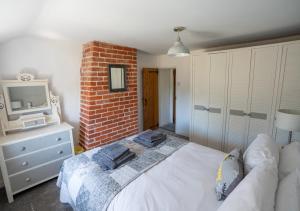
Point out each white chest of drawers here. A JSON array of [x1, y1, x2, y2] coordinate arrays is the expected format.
[[0, 123, 74, 203]]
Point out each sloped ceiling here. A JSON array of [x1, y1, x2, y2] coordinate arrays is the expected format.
[[1, 0, 300, 53]]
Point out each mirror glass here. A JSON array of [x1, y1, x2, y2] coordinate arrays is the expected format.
[[109, 65, 127, 91], [8, 86, 49, 112]]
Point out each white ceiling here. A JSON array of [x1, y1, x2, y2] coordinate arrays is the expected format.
[[1, 0, 300, 54]]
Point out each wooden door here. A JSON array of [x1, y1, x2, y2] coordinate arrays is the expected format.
[[143, 68, 159, 130], [225, 48, 252, 152]]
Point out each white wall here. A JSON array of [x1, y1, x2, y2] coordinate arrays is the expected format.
[[136, 51, 157, 132], [0, 37, 82, 140], [158, 68, 173, 126], [156, 55, 191, 137], [0, 36, 82, 187]]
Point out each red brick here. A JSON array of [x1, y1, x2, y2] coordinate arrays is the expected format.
[[80, 41, 138, 149]]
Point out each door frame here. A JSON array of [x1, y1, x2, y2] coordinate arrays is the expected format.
[[173, 69, 176, 124]]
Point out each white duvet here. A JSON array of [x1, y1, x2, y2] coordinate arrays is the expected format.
[[107, 142, 225, 211]]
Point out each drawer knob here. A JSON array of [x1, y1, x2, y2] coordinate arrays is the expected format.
[[58, 150, 64, 155], [21, 146, 26, 151], [22, 161, 28, 166], [56, 137, 62, 141], [25, 177, 31, 182]]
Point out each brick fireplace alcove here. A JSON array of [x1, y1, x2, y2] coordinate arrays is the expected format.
[[79, 41, 138, 149]]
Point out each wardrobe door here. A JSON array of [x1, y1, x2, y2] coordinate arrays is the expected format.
[[225, 48, 252, 152], [207, 52, 228, 151], [247, 45, 281, 146], [275, 41, 300, 144], [190, 54, 210, 146]]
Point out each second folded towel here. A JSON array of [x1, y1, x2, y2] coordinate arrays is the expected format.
[[133, 131, 167, 147], [92, 143, 135, 170]]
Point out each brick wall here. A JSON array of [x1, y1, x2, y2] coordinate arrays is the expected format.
[[79, 41, 138, 149]]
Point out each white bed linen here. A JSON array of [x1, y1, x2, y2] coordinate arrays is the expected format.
[[107, 142, 225, 211]]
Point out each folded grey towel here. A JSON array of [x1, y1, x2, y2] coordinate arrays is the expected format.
[[100, 143, 129, 161], [139, 131, 164, 140], [133, 135, 166, 148], [93, 150, 136, 170], [138, 131, 165, 142]]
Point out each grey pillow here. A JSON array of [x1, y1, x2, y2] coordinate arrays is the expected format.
[[215, 148, 244, 200]]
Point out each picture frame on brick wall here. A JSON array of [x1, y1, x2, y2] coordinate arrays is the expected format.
[[108, 64, 127, 92]]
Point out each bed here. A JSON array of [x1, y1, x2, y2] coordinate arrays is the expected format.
[[57, 133, 225, 211], [57, 132, 293, 211]]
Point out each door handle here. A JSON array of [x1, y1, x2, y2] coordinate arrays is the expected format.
[[144, 98, 147, 106], [194, 105, 221, 113], [208, 107, 221, 114], [230, 109, 246, 116], [229, 110, 267, 120], [248, 112, 267, 120], [194, 105, 209, 111]]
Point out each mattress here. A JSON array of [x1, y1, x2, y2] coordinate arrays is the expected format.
[[107, 142, 225, 211]]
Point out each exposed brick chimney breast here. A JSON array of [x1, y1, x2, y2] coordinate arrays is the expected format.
[[80, 41, 138, 149]]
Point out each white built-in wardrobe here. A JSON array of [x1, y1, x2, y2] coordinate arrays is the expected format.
[[190, 40, 300, 152]]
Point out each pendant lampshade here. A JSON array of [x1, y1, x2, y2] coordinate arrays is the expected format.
[[167, 26, 190, 57]]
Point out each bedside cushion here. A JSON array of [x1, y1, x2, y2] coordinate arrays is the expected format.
[[276, 169, 300, 211], [215, 148, 244, 200], [243, 134, 279, 174], [217, 161, 278, 211], [279, 141, 300, 180]]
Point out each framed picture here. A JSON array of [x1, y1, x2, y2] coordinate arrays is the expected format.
[[108, 64, 127, 92]]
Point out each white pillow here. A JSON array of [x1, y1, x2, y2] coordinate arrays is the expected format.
[[276, 169, 300, 211], [279, 141, 300, 180], [243, 134, 279, 174], [217, 161, 278, 211]]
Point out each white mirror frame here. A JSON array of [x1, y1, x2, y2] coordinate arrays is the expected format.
[[2, 80, 51, 115], [0, 73, 61, 136]]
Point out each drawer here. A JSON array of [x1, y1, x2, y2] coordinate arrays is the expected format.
[[3, 131, 70, 159], [10, 158, 67, 193], [6, 143, 72, 175]]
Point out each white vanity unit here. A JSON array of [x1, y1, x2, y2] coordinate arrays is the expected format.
[[0, 73, 75, 203], [0, 123, 74, 203]]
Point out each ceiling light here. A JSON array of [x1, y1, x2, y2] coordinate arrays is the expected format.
[[167, 26, 190, 57]]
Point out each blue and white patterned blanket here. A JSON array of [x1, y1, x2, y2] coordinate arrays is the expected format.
[[57, 134, 187, 211]]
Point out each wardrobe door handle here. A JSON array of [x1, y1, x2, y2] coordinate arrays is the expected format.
[[25, 177, 31, 182], [57, 150, 64, 155], [208, 107, 221, 114], [56, 137, 62, 142], [21, 146, 26, 151], [230, 109, 246, 116], [248, 112, 267, 120], [21, 161, 28, 167], [194, 105, 209, 111], [230, 111, 267, 120]]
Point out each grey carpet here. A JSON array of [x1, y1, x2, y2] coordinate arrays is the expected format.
[[0, 179, 72, 211], [0, 129, 188, 211]]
